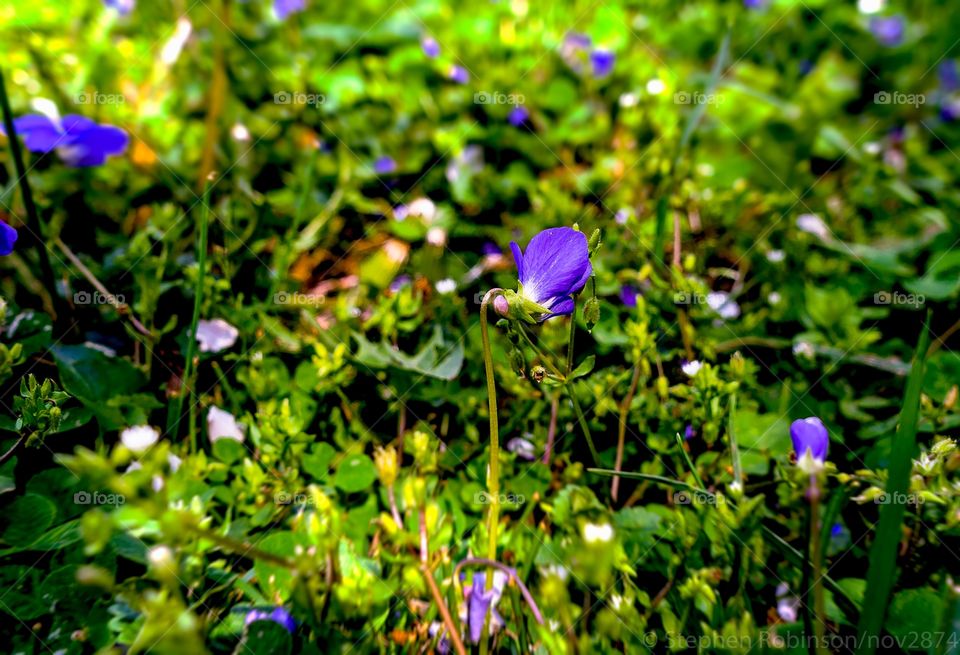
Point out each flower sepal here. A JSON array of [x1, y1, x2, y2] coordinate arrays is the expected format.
[[497, 287, 555, 324]]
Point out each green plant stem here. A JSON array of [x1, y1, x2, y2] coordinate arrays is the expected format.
[[612, 361, 642, 501], [478, 288, 503, 655], [570, 393, 600, 466], [419, 510, 467, 655], [0, 67, 63, 322], [809, 485, 827, 655], [675, 431, 704, 489], [167, 183, 211, 443], [856, 314, 931, 653], [479, 290, 503, 565]]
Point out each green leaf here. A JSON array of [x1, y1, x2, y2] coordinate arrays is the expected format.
[[568, 355, 595, 380], [212, 438, 247, 464], [352, 326, 463, 380], [302, 442, 336, 481], [856, 316, 931, 653], [333, 454, 377, 493], [885, 588, 942, 638], [3, 493, 57, 547], [52, 345, 146, 429], [237, 620, 293, 655]]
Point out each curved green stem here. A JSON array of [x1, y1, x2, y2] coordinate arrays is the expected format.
[[479, 288, 504, 655], [479, 289, 503, 566]]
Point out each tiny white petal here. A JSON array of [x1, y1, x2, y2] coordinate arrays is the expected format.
[[796, 213, 831, 240], [206, 406, 245, 443], [121, 425, 159, 453], [583, 522, 614, 544], [435, 278, 457, 294], [195, 318, 239, 353], [681, 360, 702, 377]]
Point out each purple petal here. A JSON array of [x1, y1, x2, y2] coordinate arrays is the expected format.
[[9, 114, 63, 152], [0, 221, 17, 256], [421, 36, 440, 58], [540, 296, 575, 321], [58, 125, 128, 167], [590, 49, 615, 78], [509, 241, 525, 280], [790, 417, 829, 462], [516, 227, 591, 306], [274, 0, 306, 20]]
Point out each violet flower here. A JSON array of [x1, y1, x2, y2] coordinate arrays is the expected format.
[[869, 15, 904, 47], [743, 0, 768, 8], [507, 105, 529, 127], [104, 0, 135, 15], [590, 49, 615, 78], [373, 156, 397, 175], [448, 65, 470, 84], [422, 36, 440, 58], [274, 0, 306, 20], [462, 571, 507, 643], [790, 417, 829, 472], [245, 607, 296, 633], [2, 113, 127, 167], [0, 221, 17, 256], [619, 284, 639, 307], [507, 227, 592, 321]]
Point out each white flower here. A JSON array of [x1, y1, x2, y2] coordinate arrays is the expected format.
[[148, 545, 174, 569], [583, 522, 614, 544], [646, 78, 665, 95], [796, 213, 830, 240], [435, 278, 457, 295], [681, 360, 702, 377], [230, 123, 251, 142], [195, 319, 239, 353], [160, 18, 192, 66], [766, 249, 785, 263], [857, 0, 885, 14], [426, 226, 447, 247], [206, 406, 245, 443], [775, 583, 800, 622], [407, 197, 437, 223], [768, 291, 782, 305], [793, 341, 816, 360], [121, 425, 159, 453], [706, 291, 741, 320]]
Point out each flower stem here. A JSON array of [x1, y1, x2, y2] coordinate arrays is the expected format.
[[542, 394, 559, 465], [809, 483, 827, 655], [479, 289, 504, 570], [612, 361, 642, 501], [0, 67, 64, 323], [419, 510, 467, 655], [167, 182, 211, 442]]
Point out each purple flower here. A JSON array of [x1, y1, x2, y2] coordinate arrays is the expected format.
[[245, 607, 296, 634], [422, 36, 440, 58], [940, 61, 960, 92], [590, 49, 615, 78], [684, 424, 695, 440], [274, 0, 306, 20], [743, 0, 768, 8], [869, 15, 905, 47], [790, 417, 829, 463], [462, 572, 506, 644], [510, 227, 592, 320], [619, 284, 639, 307], [373, 156, 397, 175], [389, 274, 412, 292], [449, 65, 470, 84], [507, 105, 529, 127], [2, 113, 128, 167], [104, 0, 135, 14], [0, 221, 17, 256]]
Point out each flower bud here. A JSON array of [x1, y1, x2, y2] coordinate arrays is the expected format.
[[493, 294, 510, 317], [374, 446, 399, 487], [583, 296, 600, 329]]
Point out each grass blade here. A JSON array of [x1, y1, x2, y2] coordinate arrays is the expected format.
[[856, 314, 931, 652]]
